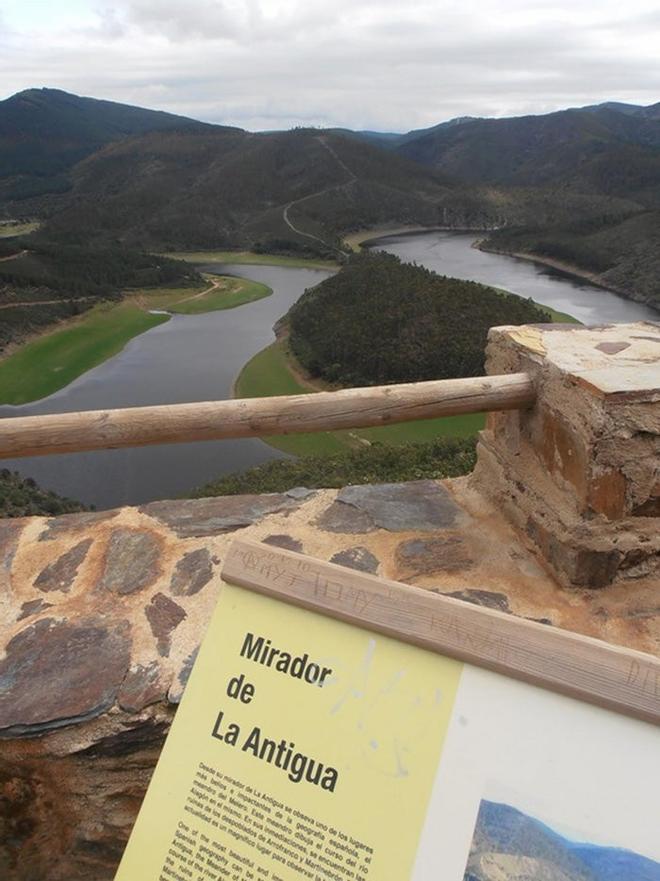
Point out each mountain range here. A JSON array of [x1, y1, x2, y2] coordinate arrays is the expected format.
[[465, 800, 660, 881], [0, 87, 658, 306]]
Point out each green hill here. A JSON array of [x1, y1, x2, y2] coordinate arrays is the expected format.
[[396, 105, 660, 197], [40, 127, 485, 253], [483, 210, 660, 309], [0, 240, 198, 351], [41, 124, 637, 257], [391, 103, 660, 307], [288, 251, 550, 386], [0, 87, 227, 212]]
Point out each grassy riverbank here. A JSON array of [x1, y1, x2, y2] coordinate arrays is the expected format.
[[0, 220, 40, 238], [142, 276, 272, 314], [234, 339, 485, 457], [0, 303, 169, 405], [0, 276, 272, 405], [164, 250, 337, 270], [343, 226, 437, 252]]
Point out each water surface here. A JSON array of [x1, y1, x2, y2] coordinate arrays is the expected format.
[[0, 265, 332, 508], [2, 234, 655, 508]]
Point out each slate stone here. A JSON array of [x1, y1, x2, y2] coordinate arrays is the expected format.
[[141, 493, 307, 538], [0, 521, 23, 580], [315, 501, 376, 534], [78, 718, 169, 759], [145, 593, 186, 657], [317, 481, 460, 534], [443, 589, 511, 614], [263, 534, 304, 553], [118, 661, 166, 712], [396, 535, 473, 575], [38, 510, 118, 541], [285, 487, 316, 501], [17, 599, 53, 621], [330, 546, 380, 574], [595, 341, 631, 355], [0, 617, 131, 737], [170, 548, 214, 597], [168, 647, 199, 704], [33, 539, 93, 593], [98, 529, 161, 595]]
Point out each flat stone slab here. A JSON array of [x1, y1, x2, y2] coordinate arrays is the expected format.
[[396, 535, 474, 575], [0, 617, 131, 737], [38, 510, 118, 541], [317, 481, 461, 534], [501, 322, 660, 399], [330, 546, 380, 574], [97, 528, 162, 595], [170, 548, 215, 597], [145, 593, 187, 657], [263, 534, 304, 553], [142, 491, 311, 538], [118, 662, 166, 713], [0, 520, 23, 578], [34, 539, 92, 593]]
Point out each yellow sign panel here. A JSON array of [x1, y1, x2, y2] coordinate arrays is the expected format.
[[115, 582, 462, 881]]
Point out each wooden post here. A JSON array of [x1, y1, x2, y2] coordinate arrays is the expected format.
[[0, 373, 534, 459]]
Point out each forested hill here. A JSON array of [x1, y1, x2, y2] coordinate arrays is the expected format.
[[0, 88, 224, 210], [288, 252, 549, 386], [3, 87, 658, 304], [393, 103, 660, 202], [383, 101, 660, 310], [40, 127, 490, 253], [0, 241, 198, 352], [483, 210, 660, 309], [40, 125, 638, 256]]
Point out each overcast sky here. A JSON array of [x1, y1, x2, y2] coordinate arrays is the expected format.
[[1, 0, 659, 131]]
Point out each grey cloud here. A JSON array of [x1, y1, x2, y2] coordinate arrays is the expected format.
[[1, 0, 659, 130]]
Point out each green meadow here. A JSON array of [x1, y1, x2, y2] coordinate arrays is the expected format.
[[234, 340, 486, 456], [0, 276, 272, 405], [164, 250, 337, 270]]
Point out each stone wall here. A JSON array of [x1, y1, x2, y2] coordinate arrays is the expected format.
[[472, 322, 660, 587]]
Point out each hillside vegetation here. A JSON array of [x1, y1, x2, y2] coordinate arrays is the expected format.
[[0, 239, 199, 352], [192, 436, 477, 498], [395, 104, 660, 198], [38, 124, 631, 258], [288, 252, 550, 386], [0, 87, 218, 213], [3, 88, 654, 300], [386, 102, 660, 308], [41, 128, 483, 253], [483, 210, 660, 308], [0, 469, 87, 518]]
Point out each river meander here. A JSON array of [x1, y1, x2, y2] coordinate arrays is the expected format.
[[1, 233, 656, 508]]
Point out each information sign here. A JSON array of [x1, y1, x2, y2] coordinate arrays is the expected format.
[[115, 540, 660, 881]]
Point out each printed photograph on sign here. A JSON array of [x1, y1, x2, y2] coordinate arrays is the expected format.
[[411, 664, 660, 880], [463, 799, 660, 880]]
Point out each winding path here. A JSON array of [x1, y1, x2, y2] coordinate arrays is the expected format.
[[0, 249, 28, 263], [0, 295, 96, 310], [282, 137, 357, 255]]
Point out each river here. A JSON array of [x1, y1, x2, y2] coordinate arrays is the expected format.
[[1, 233, 656, 509]]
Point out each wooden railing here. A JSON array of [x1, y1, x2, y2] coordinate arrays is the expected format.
[[0, 373, 535, 459]]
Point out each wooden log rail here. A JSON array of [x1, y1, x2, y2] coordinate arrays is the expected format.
[[0, 373, 535, 459]]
